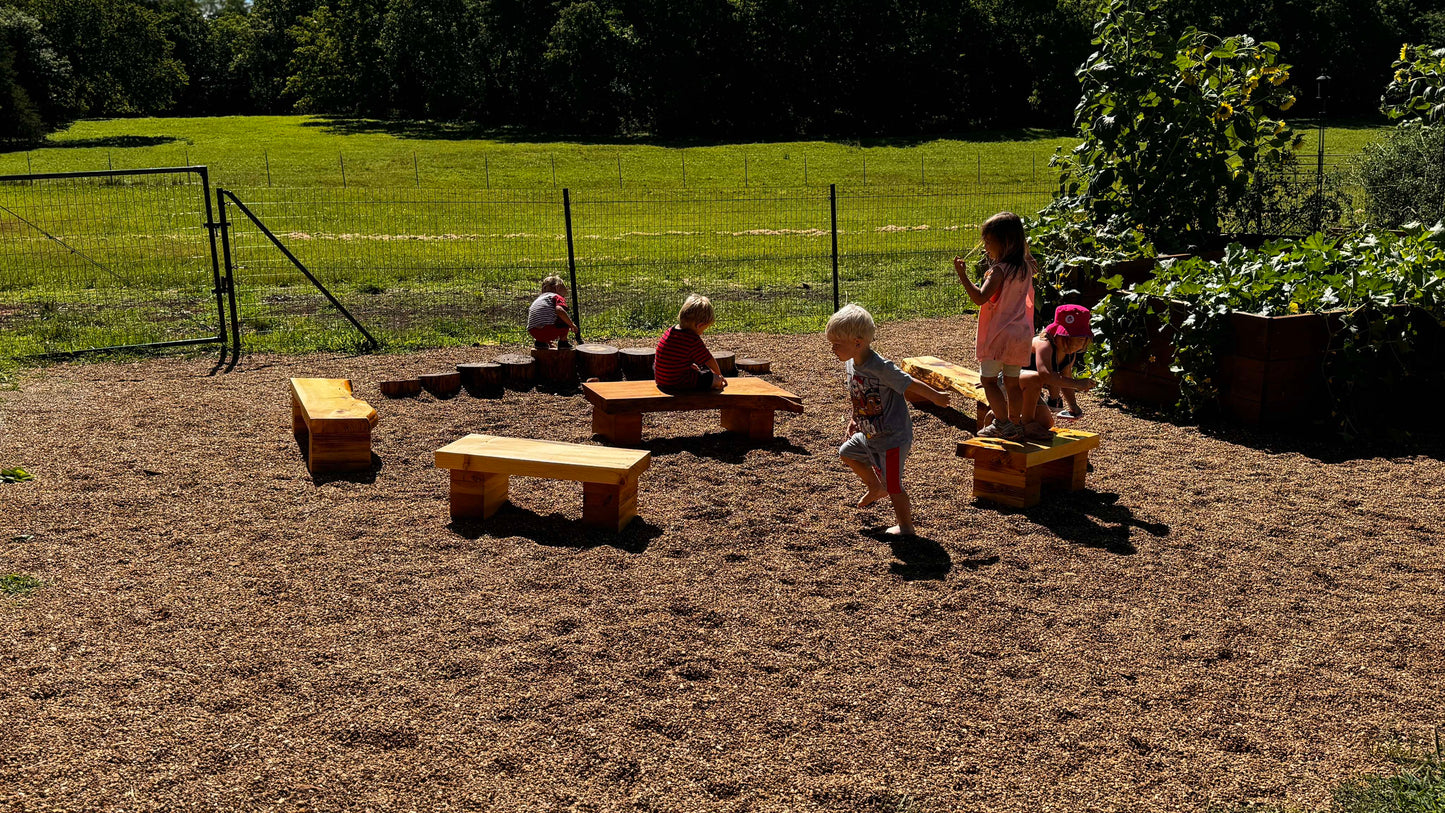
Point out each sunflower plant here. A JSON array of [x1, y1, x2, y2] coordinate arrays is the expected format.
[[1382, 44, 1445, 125], [1046, 0, 1303, 253]]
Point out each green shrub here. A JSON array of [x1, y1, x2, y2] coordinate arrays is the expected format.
[[1356, 125, 1445, 228]]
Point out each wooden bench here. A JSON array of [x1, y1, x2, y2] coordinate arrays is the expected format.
[[901, 356, 990, 424], [289, 378, 379, 474], [957, 428, 1099, 508], [434, 434, 651, 531], [582, 379, 804, 447]]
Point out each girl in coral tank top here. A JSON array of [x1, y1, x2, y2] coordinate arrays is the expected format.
[[953, 212, 1036, 441]]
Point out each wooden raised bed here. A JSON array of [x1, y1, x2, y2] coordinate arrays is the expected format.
[[1109, 299, 1381, 425]]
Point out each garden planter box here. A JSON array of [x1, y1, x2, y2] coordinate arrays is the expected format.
[[1110, 299, 1338, 425]]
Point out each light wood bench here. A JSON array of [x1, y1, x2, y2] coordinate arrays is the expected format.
[[957, 428, 1099, 508], [582, 379, 804, 446], [289, 378, 379, 474], [901, 356, 990, 424], [435, 434, 651, 531]]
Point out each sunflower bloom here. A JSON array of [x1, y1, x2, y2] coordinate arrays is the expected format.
[[1280, 95, 1296, 111], [1269, 70, 1289, 86], [1400, 44, 1410, 62], [1214, 102, 1235, 121], [1395, 70, 1408, 84]]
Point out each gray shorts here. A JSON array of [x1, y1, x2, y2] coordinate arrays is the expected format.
[[839, 432, 910, 494]]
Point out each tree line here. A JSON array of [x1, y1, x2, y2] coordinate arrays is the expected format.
[[2, 0, 1442, 146]]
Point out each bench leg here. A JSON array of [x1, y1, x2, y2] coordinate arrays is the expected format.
[[968, 451, 1041, 508], [593, 410, 642, 446], [307, 430, 372, 474], [1039, 451, 1088, 491], [583, 476, 639, 532], [720, 407, 774, 441], [291, 394, 306, 436], [450, 470, 509, 520]]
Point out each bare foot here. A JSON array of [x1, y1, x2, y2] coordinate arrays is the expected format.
[[856, 487, 889, 508], [885, 524, 915, 536]]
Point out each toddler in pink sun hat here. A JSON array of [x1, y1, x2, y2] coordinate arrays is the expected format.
[[978, 304, 1099, 443]]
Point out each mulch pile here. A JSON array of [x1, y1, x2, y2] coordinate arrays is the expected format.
[[2, 315, 1442, 812]]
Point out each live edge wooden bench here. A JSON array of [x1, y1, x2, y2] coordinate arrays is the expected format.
[[435, 434, 651, 531], [901, 356, 990, 425], [582, 379, 804, 447], [289, 378, 379, 474], [957, 428, 1100, 508]]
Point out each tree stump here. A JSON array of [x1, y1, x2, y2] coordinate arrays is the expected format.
[[531, 347, 577, 384], [380, 378, 421, 398], [496, 354, 535, 390], [737, 358, 772, 375], [712, 350, 737, 377], [620, 347, 655, 380], [420, 371, 461, 397], [575, 343, 621, 380], [458, 362, 502, 397]]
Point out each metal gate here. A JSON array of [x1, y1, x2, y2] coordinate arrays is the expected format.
[[0, 167, 226, 357]]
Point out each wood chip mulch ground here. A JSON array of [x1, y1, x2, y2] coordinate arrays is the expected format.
[[2, 315, 1442, 813]]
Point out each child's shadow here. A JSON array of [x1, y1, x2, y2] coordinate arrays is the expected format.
[[641, 432, 811, 464], [911, 401, 982, 433], [863, 528, 956, 581], [447, 506, 660, 554], [1024, 491, 1169, 555]]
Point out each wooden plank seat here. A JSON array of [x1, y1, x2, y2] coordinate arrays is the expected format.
[[901, 356, 990, 424], [582, 379, 804, 447], [957, 428, 1100, 508], [289, 378, 379, 474], [435, 434, 651, 531]]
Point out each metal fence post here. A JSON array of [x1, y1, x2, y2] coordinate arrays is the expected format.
[[215, 188, 242, 356], [563, 188, 581, 340], [197, 167, 228, 353], [830, 184, 840, 312]]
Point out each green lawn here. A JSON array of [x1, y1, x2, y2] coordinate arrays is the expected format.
[[0, 116, 1392, 356], [0, 116, 1388, 190]]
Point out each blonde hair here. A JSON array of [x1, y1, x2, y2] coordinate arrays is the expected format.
[[540, 275, 567, 294], [981, 212, 1027, 269], [825, 304, 876, 343], [678, 294, 715, 330]]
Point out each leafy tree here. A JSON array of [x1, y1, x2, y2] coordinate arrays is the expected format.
[[1048, 0, 1302, 251], [26, 0, 186, 115], [285, 0, 386, 114], [379, 0, 483, 119], [0, 5, 74, 140], [542, 0, 637, 133]]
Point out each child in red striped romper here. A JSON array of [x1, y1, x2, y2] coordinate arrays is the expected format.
[[653, 294, 727, 392]]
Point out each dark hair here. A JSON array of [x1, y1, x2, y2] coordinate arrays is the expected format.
[[981, 212, 1026, 267]]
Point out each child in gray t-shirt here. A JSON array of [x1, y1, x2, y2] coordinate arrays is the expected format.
[[826, 305, 951, 536]]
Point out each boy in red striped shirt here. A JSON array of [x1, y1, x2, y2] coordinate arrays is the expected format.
[[654, 294, 727, 392]]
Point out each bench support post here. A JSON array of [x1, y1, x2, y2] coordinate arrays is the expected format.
[[307, 431, 373, 474], [583, 476, 639, 531], [449, 470, 509, 520], [592, 410, 643, 446], [1039, 452, 1088, 491], [720, 407, 774, 441]]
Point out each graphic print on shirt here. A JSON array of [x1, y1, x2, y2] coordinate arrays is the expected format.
[[849, 373, 887, 437]]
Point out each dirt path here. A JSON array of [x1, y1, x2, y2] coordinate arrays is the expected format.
[[2, 316, 1442, 812]]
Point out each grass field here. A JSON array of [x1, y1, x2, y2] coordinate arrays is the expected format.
[[0, 117, 1392, 357]]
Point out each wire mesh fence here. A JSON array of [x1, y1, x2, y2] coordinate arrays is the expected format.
[[0, 168, 223, 357], [1, 166, 1367, 357]]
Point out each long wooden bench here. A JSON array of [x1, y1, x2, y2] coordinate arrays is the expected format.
[[901, 356, 990, 424], [289, 378, 379, 474], [582, 379, 804, 447], [957, 428, 1099, 508], [434, 434, 651, 531]]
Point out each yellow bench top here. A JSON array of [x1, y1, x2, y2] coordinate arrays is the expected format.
[[958, 428, 1100, 467], [900, 356, 987, 402], [290, 378, 378, 431], [435, 434, 650, 484], [583, 378, 804, 414]]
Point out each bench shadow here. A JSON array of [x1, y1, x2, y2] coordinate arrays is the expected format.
[[1014, 490, 1169, 556], [863, 528, 953, 581], [447, 507, 658, 554], [306, 452, 384, 486], [637, 432, 811, 463], [911, 401, 981, 433]]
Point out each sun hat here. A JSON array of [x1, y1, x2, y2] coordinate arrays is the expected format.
[[1046, 304, 1093, 338]]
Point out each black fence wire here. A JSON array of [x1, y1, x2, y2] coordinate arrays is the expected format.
[[1, 168, 1367, 357], [0, 167, 224, 357]]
